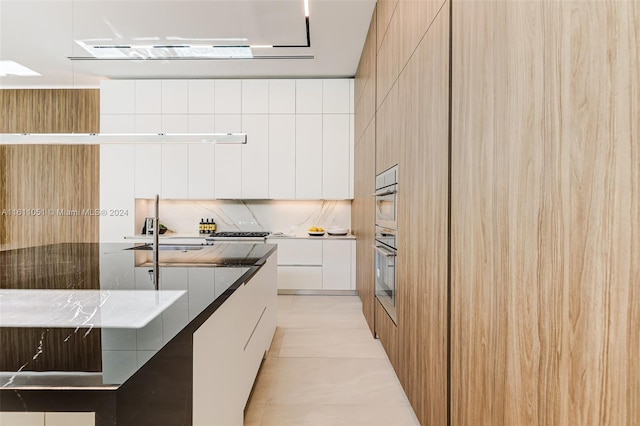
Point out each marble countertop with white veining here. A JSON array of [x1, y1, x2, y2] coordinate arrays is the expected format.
[[0, 242, 276, 389]]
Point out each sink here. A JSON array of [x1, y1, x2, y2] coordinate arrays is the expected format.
[[126, 244, 203, 251]]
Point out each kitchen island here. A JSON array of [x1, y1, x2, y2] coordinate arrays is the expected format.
[[0, 242, 278, 426]]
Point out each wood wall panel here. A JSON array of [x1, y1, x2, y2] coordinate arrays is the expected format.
[[0, 89, 100, 250], [451, 1, 640, 425], [0, 145, 100, 250], [374, 298, 399, 368], [397, 5, 449, 425], [375, 80, 400, 174], [353, 121, 377, 334], [355, 8, 377, 142], [376, 0, 398, 52], [398, 0, 447, 71], [376, 10, 401, 109], [0, 89, 99, 133]]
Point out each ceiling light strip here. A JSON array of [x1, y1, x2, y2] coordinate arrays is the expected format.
[[68, 55, 315, 61]]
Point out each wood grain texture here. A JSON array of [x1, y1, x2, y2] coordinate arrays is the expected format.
[[0, 244, 101, 372], [376, 80, 400, 174], [375, 298, 399, 368], [376, 0, 399, 52], [0, 89, 99, 133], [376, 11, 401, 110], [398, 0, 447, 72], [0, 145, 100, 250], [355, 7, 377, 142], [397, 5, 449, 425], [353, 121, 377, 334], [451, 1, 640, 424]]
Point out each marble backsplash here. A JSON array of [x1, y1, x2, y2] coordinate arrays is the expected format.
[[135, 199, 352, 235]]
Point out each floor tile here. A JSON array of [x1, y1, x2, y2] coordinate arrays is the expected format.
[[243, 403, 266, 426], [259, 403, 420, 426], [279, 328, 386, 359], [277, 311, 369, 330], [277, 295, 294, 311], [255, 358, 409, 406]]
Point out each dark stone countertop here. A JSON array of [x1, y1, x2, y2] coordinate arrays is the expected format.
[[0, 242, 277, 390]]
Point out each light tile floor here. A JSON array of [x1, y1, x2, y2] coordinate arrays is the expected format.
[[244, 295, 420, 426]]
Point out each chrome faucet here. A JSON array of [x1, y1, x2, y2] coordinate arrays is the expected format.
[[152, 194, 160, 289]]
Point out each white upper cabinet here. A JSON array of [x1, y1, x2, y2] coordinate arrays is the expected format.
[[135, 115, 162, 133], [101, 80, 134, 114], [268, 115, 295, 199], [100, 144, 135, 242], [296, 80, 322, 113], [349, 79, 354, 114], [161, 144, 188, 199], [162, 80, 188, 114], [101, 115, 135, 133], [322, 114, 350, 199], [322, 79, 350, 113], [296, 114, 323, 199], [135, 80, 162, 114], [188, 115, 215, 132], [215, 80, 241, 114], [268, 80, 295, 113], [188, 80, 215, 114], [241, 115, 269, 199], [242, 80, 268, 114], [161, 115, 189, 133], [134, 144, 162, 198], [214, 115, 242, 198], [188, 144, 215, 199]]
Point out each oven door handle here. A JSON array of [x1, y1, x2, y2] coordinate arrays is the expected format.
[[373, 186, 397, 197], [373, 245, 396, 257]]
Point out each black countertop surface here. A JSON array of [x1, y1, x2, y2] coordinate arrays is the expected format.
[[0, 242, 277, 390]]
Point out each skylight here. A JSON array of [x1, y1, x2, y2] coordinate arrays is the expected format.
[[75, 39, 253, 59]]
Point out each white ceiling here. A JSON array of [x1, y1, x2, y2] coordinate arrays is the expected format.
[[0, 0, 375, 88]]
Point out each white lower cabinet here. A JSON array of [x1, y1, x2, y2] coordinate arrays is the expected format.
[[267, 238, 355, 292], [322, 240, 355, 290]]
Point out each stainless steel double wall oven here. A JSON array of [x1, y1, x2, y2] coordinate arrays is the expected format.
[[374, 165, 397, 323]]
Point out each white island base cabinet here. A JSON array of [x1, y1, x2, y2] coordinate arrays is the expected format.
[[192, 256, 277, 426]]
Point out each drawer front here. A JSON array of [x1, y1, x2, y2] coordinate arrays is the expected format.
[[277, 266, 322, 290], [271, 240, 322, 265]]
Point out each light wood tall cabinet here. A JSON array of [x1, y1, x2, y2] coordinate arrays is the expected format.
[[354, 0, 639, 424]]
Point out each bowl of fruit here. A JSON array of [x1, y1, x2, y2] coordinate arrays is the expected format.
[[308, 226, 325, 236]]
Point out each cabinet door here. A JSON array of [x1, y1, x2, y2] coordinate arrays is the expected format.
[[322, 114, 350, 199], [323, 79, 350, 113], [161, 144, 188, 199], [269, 79, 295, 113], [188, 144, 215, 199], [161, 80, 188, 114], [295, 114, 323, 199], [268, 115, 295, 199], [278, 266, 323, 290], [135, 115, 162, 133], [134, 144, 162, 198], [100, 80, 135, 114], [100, 115, 135, 133], [214, 115, 242, 198], [135, 80, 161, 114], [161, 115, 189, 133], [322, 240, 354, 290], [241, 115, 269, 199], [296, 80, 322, 113], [100, 144, 135, 242], [273, 239, 323, 265], [215, 80, 241, 114], [242, 79, 269, 113], [188, 80, 215, 113]]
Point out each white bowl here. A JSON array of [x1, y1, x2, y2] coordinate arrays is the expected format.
[[327, 227, 349, 236]]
